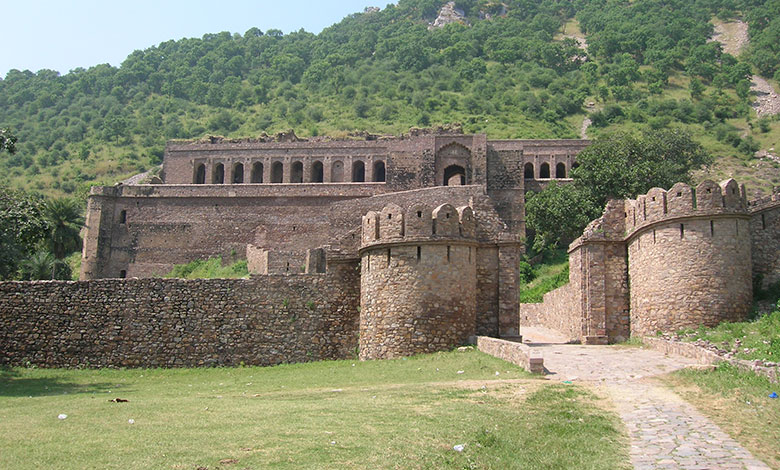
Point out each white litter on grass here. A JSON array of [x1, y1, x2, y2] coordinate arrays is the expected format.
[[57, 414, 67, 420], [453, 444, 465, 452], [456, 370, 464, 374], [330, 441, 336, 445], [495, 371, 500, 376], [128, 419, 135, 424]]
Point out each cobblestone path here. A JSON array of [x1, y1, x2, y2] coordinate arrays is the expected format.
[[520, 328, 771, 470]]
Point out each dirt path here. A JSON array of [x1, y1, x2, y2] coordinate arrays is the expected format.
[[520, 327, 770, 469]]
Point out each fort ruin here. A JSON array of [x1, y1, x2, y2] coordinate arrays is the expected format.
[[2, 131, 780, 368]]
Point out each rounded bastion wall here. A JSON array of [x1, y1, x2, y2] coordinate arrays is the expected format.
[[359, 203, 477, 360], [626, 180, 752, 336]]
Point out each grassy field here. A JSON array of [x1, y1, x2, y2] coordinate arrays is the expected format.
[[662, 364, 780, 469], [0, 350, 629, 469]]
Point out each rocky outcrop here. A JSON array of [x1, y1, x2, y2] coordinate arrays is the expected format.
[[429, 2, 468, 29]]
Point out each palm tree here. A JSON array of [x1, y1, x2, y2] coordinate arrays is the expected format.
[[18, 250, 69, 280], [43, 198, 84, 259]]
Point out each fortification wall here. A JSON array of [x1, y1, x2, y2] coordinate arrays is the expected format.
[[0, 268, 360, 368], [626, 180, 753, 336], [359, 204, 478, 359], [749, 192, 780, 289]]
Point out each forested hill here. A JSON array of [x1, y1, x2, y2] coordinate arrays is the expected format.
[[2, 0, 780, 198]]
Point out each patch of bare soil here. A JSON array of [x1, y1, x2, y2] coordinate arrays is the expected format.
[[751, 75, 780, 118], [710, 20, 749, 56]]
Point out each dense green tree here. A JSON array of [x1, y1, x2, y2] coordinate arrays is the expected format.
[[0, 186, 49, 279], [42, 198, 84, 259], [525, 182, 598, 251], [0, 128, 17, 154], [18, 250, 70, 280]]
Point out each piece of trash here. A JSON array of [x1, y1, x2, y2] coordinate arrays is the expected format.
[[330, 441, 336, 445], [562, 381, 573, 384], [352, 363, 356, 367], [457, 370, 465, 374], [128, 419, 135, 424], [57, 414, 67, 420], [331, 389, 343, 393], [109, 398, 129, 403], [453, 444, 465, 452], [770, 392, 778, 399], [495, 371, 500, 376]]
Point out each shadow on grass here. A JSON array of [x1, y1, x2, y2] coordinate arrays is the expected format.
[[0, 368, 116, 397]]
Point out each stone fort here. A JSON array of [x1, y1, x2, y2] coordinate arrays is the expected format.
[[2, 130, 780, 368]]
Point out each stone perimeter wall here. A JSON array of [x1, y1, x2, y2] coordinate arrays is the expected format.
[[0, 270, 359, 368]]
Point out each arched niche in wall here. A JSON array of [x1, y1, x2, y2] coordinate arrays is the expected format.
[[435, 143, 470, 186], [332, 160, 344, 182], [212, 163, 225, 184], [232, 163, 244, 184], [194, 163, 206, 184], [271, 161, 283, 183], [251, 162, 263, 183], [524, 162, 534, 179], [443, 165, 466, 186], [352, 160, 365, 182], [373, 161, 386, 182], [311, 161, 324, 183]]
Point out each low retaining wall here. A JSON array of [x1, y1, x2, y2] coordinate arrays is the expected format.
[[0, 274, 359, 368], [643, 337, 779, 383], [477, 336, 544, 374], [518, 284, 581, 343]]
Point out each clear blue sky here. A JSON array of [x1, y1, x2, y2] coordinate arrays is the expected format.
[[1, 0, 386, 77]]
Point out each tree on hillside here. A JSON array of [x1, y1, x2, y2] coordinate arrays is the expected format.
[[0, 128, 16, 155], [526, 129, 712, 251], [0, 186, 49, 279], [43, 198, 84, 260]]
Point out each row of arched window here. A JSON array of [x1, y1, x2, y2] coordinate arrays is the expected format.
[[523, 162, 574, 179], [194, 160, 386, 184]]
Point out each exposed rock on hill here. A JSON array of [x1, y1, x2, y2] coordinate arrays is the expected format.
[[429, 2, 468, 29]]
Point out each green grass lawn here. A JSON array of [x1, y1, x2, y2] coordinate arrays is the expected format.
[[662, 364, 780, 469], [0, 350, 629, 470]]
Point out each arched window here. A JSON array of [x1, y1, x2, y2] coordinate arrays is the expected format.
[[311, 161, 324, 183], [443, 165, 466, 186], [213, 163, 225, 184], [524, 162, 534, 179], [232, 163, 244, 184], [555, 162, 566, 179], [352, 160, 365, 182], [271, 161, 283, 183], [540, 162, 550, 179], [194, 163, 206, 184], [331, 160, 344, 182], [291, 161, 303, 183], [373, 161, 386, 182], [251, 162, 263, 183]]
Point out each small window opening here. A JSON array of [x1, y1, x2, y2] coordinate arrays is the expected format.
[[762, 213, 766, 229], [706, 188, 712, 194], [468, 246, 472, 263], [387, 249, 391, 267], [417, 246, 421, 262], [653, 230, 656, 243], [677, 192, 682, 197], [417, 211, 422, 218], [387, 214, 392, 219], [293, 226, 296, 231], [119, 270, 127, 278], [651, 197, 656, 201], [286, 262, 290, 272], [446, 213, 450, 219], [366, 256, 370, 272], [447, 245, 451, 262], [732, 188, 736, 194], [119, 210, 127, 224], [736, 220, 739, 235], [680, 224, 685, 239], [710, 220, 714, 236]]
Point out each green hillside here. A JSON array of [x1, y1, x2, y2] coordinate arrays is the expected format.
[[2, 0, 780, 199]]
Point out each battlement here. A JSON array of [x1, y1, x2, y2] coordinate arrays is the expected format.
[[360, 202, 477, 250], [748, 189, 780, 213], [625, 179, 748, 236]]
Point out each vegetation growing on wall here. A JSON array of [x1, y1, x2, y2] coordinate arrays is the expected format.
[[164, 257, 249, 279]]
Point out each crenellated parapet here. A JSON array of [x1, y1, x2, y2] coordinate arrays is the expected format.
[[360, 203, 478, 251], [625, 179, 748, 236]]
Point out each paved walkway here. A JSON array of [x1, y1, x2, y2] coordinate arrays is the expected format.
[[520, 327, 771, 470]]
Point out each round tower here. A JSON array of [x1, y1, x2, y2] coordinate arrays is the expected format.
[[626, 179, 752, 336], [359, 202, 478, 359]]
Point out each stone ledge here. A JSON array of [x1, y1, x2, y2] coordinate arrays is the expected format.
[[643, 337, 779, 383], [477, 336, 544, 374]]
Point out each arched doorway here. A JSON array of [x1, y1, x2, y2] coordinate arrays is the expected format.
[[524, 163, 534, 179], [194, 163, 206, 184], [232, 163, 244, 183], [556, 162, 566, 178], [213, 163, 225, 184], [352, 160, 365, 182], [311, 161, 324, 183], [271, 161, 283, 183], [251, 162, 263, 183], [331, 160, 344, 182], [540, 162, 550, 179], [443, 165, 466, 186], [291, 161, 303, 183], [373, 161, 386, 182]]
